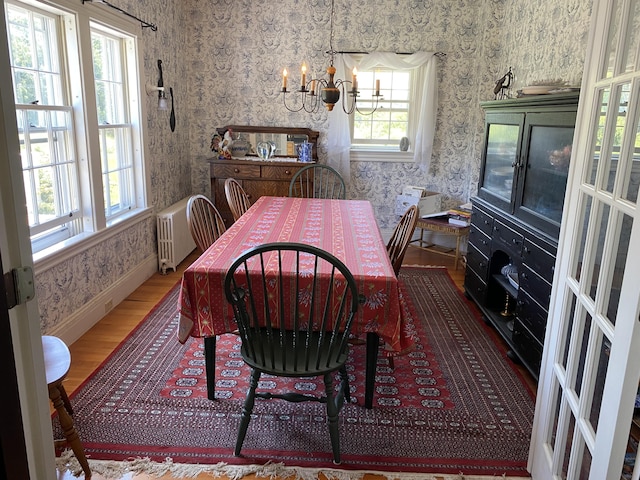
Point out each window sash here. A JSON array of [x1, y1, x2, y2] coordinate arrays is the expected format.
[[92, 28, 136, 221], [351, 69, 412, 149]]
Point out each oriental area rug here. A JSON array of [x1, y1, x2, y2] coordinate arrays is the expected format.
[[55, 267, 535, 479]]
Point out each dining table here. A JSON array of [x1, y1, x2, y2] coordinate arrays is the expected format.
[[177, 195, 415, 409]]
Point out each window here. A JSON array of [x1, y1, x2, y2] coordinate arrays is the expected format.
[[91, 28, 135, 219], [5, 0, 147, 255], [351, 69, 412, 150]]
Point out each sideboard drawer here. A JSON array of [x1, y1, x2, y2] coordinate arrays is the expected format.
[[522, 238, 556, 284], [467, 244, 489, 280], [468, 225, 491, 258], [492, 219, 524, 257], [212, 163, 261, 179], [517, 290, 548, 341], [471, 205, 494, 237], [261, 164, 302, 180]]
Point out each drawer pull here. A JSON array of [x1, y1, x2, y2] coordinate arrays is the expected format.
[[285, 170, 291, 175], [234, 168, 240, 173]]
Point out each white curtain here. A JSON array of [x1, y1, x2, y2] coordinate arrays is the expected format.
[[326, 52, 439, 182]]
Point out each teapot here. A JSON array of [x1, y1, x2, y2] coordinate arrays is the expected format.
[[296, 141, 313, 163]]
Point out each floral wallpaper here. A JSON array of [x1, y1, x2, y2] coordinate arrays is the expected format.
[[32, 0, 593, 333], [183, 0, 592, 229]]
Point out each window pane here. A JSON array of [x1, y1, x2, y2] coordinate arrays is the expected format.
[[16, 107, 79, 232], [587, 88, 609, 186], [351, 68, 411, 148], [92, 32, 125, 125], [606, 213, 631, 324], [99, 127, 134, 217], [600, 83, 630, 194], [6, 4, 62, 106]]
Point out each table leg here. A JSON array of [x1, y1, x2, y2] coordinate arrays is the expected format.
[[455, 234, 461, 269], [204, 336, 216, 401], [365, 332, 379, 409]]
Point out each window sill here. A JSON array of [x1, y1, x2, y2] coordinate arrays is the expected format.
[[33, 207, 154, 272], [350, 150, 415, 163]]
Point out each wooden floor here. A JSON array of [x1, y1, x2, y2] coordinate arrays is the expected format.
[[57, 245, 535, 480]]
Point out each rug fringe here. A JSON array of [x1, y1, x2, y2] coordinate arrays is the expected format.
[[56, 450, 530, 480]]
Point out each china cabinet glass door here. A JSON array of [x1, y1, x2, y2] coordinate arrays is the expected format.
[[479, 113, 523, 212], [516, 112, 576, 237]]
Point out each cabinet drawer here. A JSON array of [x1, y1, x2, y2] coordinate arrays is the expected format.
[[492, 220, 524, 256], [466, 244, 489, 280], [468, 226, 491, 257], [261, 164, 302, 180], [522, 238, 556, 284], [512, 319, 543, 375], [516, 290, 548, 342], [464, 268, 487, 303], [520, 263, 552, 308], [212, 163, 261, 179], [471, 206, 494, 237]]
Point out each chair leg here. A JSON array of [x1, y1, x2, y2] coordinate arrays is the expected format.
[[323, 373, 341, 465], [49, 383, 91, 479], [339, 365, 351, 404], [235, 368, 260, 456], [388, 356, 395, 370]]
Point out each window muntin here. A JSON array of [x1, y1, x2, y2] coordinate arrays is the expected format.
[[351, 69, 411, 149]]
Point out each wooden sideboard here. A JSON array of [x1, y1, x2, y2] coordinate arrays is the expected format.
[[210, 158, 310, 226]]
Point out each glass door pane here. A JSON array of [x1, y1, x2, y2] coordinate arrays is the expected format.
[[479, 113, 523, 212]]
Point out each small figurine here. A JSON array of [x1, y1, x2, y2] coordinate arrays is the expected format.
[[494, 67, 513, 100], [213, 128, 233, 159]]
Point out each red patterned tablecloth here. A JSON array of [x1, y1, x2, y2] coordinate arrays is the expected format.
[[177, 196, 414, 355]]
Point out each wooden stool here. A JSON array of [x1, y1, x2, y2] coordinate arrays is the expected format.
[[42, 336, 91, 478], [411, 218, 470, 269]]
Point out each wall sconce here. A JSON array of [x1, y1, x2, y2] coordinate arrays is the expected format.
[[147, 59, 169, 110]]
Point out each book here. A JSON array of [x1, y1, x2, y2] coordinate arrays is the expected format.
[[448, 215, 470, 227], [421, 210, 450, 219]]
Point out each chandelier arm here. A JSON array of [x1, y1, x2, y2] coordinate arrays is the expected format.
[[282, 92, 308, 113]]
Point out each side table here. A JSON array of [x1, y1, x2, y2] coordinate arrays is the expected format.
[[410, 217, 470, 269]]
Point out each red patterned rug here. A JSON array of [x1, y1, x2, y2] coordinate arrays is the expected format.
[[56, 267, 535, 477]]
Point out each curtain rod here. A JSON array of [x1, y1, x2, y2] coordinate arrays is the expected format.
[[81, 0, 157, 31], [337, 51, 446, 58]]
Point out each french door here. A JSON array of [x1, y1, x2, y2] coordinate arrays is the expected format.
[[530, 0, 640, 478]]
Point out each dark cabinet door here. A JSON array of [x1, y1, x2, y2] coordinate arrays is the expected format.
[[515, 111, 576, 237], [478, 113, 524, 214]]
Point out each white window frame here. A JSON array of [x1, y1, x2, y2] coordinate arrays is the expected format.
[[5, 0, 150, 264], [350, 67, 413, 151]]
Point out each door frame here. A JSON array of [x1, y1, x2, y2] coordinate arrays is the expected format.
[[0, 6, 57, 480], [529, 0, 640, 477]]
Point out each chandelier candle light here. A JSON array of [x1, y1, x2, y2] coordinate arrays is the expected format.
[[280, 0, 382, 114]]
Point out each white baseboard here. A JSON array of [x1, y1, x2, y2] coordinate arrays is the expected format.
[[49, 254, 158, 346]]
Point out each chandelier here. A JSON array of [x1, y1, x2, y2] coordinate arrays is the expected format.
[[280, 0, 382, 115]]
